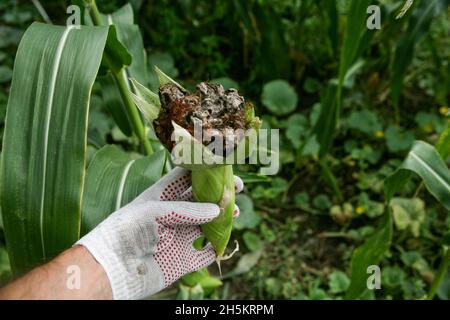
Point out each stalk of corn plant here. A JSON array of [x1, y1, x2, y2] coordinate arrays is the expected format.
[[151, 74, 261, 267]]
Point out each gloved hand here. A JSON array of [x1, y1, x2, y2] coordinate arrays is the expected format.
[[76, 167, 243, 300]]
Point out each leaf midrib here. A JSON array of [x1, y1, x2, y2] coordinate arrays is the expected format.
[[410, 151, 450, 192], [39, 26, 74, 259]]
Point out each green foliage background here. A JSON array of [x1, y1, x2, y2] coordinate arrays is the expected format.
[[0, 0, 450, 299]]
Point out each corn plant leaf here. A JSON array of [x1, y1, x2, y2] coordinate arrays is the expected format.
[[347, 139, 450, 298], [84, 5, 133, 76], [129, 77, 160, 123], [97, 4, 147, 136], [155, 66, 187, 92], [105, 3, 134, 25], [0, 22, 109, 273], [437, 122, 450, 160], [102, 25, 132, 74], [385, 141, 450, 210], [338, 0, 373, 89], [321, 0, 338, 54], [345, 212, 393, 299], [391, 0, 450, 108], [104, 4, 148, 85], [81, 145, 166, 235], [314, 83, 337, 157], [315, 0, 373, 157], [100, 75, 132, 136]]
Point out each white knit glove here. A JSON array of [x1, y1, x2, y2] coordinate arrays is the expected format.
[[76, 167, 243, 300]]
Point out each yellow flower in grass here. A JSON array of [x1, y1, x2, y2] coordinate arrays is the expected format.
[[439, 106, 449, 116], [375, 130, 384, 139], [356, 206, 366, 215]]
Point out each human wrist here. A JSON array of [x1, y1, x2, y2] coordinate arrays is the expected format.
[[55, 245, 112, 299], [0, 246, 112, 300]]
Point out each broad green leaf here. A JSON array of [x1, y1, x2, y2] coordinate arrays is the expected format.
[[385, 141, 450, 210], [103, 25, 132, 74], [328, 271, 350, 294], [100, 75, 132, 136], [129, 77, 160, 123], [391, 0, 450, 108], [81, 145, 166, 235], [348, 109, 382, 135], [88, 108, 113, 147], [104, 4, 148, 85], [261, 80, 298, 116], [385, 125, 415, 152], [97, 4, 148, 136], [115, 24, 147, 84], [345, 212, 393, 299], [391, 197, 425, 237], [437, 122, 450, 160], [0, 23, 109, 273], [106, 3, 134, 25], [233, 194, 261, 230]]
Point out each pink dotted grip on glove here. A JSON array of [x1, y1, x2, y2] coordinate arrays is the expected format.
[[155, 212, 215, 286], [153, 169, 243, 286], [159, 172, 191, 201]]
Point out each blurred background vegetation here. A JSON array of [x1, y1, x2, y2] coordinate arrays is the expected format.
[[0, 0, 450, 299]]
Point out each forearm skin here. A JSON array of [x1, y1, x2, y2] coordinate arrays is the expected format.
[[0, 246, 112, 300]]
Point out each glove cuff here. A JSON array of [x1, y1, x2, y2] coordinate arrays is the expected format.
[[76, 234, 162, 300]]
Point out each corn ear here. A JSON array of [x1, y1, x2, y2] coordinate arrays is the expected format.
[[144, 68, 261, 263], [192, 165, 235, 257]]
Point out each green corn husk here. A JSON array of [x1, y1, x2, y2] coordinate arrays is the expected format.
[[128, 69, 260, 264], [192, 165, 235, 257]]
